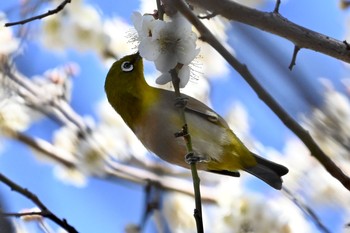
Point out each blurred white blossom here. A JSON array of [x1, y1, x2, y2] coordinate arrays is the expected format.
[[103, 17, 135, 64], [32, 63, 78, 102], [226, 102, 251, 139], [194, 16, 231, 79], [280, 131, 350, 207], [51, 99, 149, 184], [53, 124, 108, 177], [0, 97, 32, 133], [268, 196, 312, 233], [41, 0, 107, 54], [40, 12, 66, 51], [266, 132, 350, 209], [12, 220, 31, 233], [162, 193, 197, 233], [96, 99, 148, 161], [303, 79, 350, 162], [273, 137, 313, 191], [213, 177, 309, 233], [0, 12, 20, 56], [182, 73, 211, 105], [53, 165, 87, 187], [53, 126, 79, 156], [215, 196, 292, 233]]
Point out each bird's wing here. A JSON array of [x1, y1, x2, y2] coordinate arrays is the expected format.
[[184, 95, 230, 128], [158, 89, 230, 128]]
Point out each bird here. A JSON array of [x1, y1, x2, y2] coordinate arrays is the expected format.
[[104, 52, 288, 190]]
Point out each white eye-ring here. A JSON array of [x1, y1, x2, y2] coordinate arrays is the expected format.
[[121, 61, 134, 72]]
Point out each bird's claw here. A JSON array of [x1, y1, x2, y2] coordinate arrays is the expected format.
[[174, 96, 188, 108], [174, 124, 189, 138], [185, 152, 201, 164]]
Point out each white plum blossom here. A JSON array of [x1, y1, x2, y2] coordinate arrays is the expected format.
[[211, 177, 305, 233], [103, 17, 135, 64], [302, 79, 350, 161], [0, 97, 32, 133], [53, 123, 108, 178], [156, 64, 191, 88], [96, 99, 148, 162], [0, 13, 19, 56], [162, 193, 197, 233], [53, 165, 87, 187], [41, 0, 107, 54], [132, 11, 200, 87]]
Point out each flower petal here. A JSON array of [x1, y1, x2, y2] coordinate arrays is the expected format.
[[139, 38, 160, 61], [156, 72, 172, 85], [178, 65, 191, 88], [131, 11, 143, 33], [155, 53, 178, 72]]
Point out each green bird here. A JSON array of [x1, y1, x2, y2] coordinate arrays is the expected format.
[[105, 53, 288, 190]]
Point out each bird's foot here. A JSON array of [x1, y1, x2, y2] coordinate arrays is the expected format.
[[174, 124, 189, 138], [185, 152, 202, 165], [174, 96, 188, 108]]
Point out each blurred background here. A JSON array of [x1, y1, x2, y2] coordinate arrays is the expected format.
[[0, 0, 350, 232]]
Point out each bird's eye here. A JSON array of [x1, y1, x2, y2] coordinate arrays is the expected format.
[[121, 61, 134, 72]]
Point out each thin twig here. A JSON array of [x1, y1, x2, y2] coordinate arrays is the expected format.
[[156, 0, 165, 20], [2, 211, 46, 218], [5, 0, 71, 27], [139, 180, 161, 230], [340, 0, 350, 9], [343, 40, 350, 50], [170, 67, 204, 233], [172, 0, 350, 191], [0, 173, 78, 233], [288, 45, 300, 70], [273, 0, 281, 13]]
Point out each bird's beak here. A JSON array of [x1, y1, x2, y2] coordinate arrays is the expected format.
[[134, 51, 141, 63]]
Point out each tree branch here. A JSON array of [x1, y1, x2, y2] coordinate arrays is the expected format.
[[189, 0, 350, 64], [0, 173, 78, 233], [170, 66, 204, 233], [106, 161, 216, 203], [172, 0, 350, 191], [8, 129, 77, 168], [5, 0, 71, 27]]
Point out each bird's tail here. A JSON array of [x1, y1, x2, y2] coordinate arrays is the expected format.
[[243, 153, 289, 190]]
